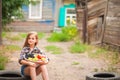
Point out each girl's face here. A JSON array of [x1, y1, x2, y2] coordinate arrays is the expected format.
[[28, 34, 37, 46]]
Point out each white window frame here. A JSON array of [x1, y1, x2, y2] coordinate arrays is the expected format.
[[65, 8, 76, 26], [29, 0, 42, 19]]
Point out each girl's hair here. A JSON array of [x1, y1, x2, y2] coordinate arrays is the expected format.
[[23, 31, 38, 47]]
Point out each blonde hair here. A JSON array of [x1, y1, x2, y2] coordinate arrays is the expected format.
[[23, 31, 38, 47]]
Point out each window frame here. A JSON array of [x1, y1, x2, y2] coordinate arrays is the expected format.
[[29, 0, 42, 19]]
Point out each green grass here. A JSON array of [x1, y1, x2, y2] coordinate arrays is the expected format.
[[47, 32, 70, 42], [4, 45, 21, 52], [88, 46, 120, 65], [0, 45, 20, 70], [2, 32, 22, 41], [0, 45, 21, 70], [19, 33, 26, 38], [0, 56, 8, 70], [88, 47, 108, 58], [19, 32, 45, 39], [72, 61, 80, 65], [70, 42, 88, 53], [45, 45, 63, 54], [37, 32, 45, 39], [2, 32, 45, 41]]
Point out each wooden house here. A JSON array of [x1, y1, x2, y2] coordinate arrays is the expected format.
[[103, 0, 120, 51], [7, 0, 76, 32], [75, 0, 107, 43], [75, 0, 120, 51]]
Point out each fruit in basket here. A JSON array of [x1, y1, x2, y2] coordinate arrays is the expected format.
[[36, 54, 42, 59], [33, 57, 38, 61], [28, 58, 33, 61], [41, 58, 46, 61], [26, 54, 48, 62]]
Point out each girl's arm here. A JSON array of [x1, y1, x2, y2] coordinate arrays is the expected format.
[[20, 59, 36, 67], [35, 60, 49, 65]]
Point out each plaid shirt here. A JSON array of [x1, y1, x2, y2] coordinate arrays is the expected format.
[[19, 46, 49, 64]]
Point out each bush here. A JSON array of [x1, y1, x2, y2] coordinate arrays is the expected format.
[[47, 26, 78, 42], [62, 26, 78, 39]]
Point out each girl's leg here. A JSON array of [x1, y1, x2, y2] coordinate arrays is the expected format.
[[24, 66, 37, 80], [36, 65, 49, 80]]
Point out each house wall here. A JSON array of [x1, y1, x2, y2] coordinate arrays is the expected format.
[[54, 0, 63, 27], [103, 0, 120, 46], [22, 0, 55, 21], [42, 0, 55, 20], [75, 0, 107, 44], [9, 0, 76, 32], [7, 0, 65, 32]]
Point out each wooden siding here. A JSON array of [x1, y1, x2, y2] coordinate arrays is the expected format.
[[42, 0, 55, 19], [103, 0, 120, 46], [87, 0, 107, 44], [64, 0, 75, 4], [75, 0, 107, 44]]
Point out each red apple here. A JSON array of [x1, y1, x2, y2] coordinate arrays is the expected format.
[[37, 54, 42, 59]]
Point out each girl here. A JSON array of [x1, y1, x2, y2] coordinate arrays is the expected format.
[[18, 31, 49, 80]]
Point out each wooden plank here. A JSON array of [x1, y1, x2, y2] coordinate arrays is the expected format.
[[42, 0, 54, 19], [88, 8, 105, 20], [64, 0, 75, 3], [103, 36, 120, 46], [104, 31, 120, 37], [103, 0, 120, 46], [88, 0, 106, 15]]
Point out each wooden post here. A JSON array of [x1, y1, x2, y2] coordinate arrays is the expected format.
[[101, 0, 109, 44], [82, 0, 88, 44], [0, 0, 2, 45], [75, 0, 88, 44]]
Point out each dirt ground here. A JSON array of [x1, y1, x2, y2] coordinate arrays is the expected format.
[[4, 32, 109, 80]]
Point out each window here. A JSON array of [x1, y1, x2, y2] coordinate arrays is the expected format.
[[29, 0, 42, 19], [65, 8, 76, 26]]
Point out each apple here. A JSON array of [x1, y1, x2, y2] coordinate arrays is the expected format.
[[37, 54, 42, 59]]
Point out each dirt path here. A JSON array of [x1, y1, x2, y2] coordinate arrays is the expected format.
[[4, 32, 108, 80]]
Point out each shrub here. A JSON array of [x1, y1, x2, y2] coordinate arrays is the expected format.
[[62, 26, 78, 39], [47, 26, 78, 42]]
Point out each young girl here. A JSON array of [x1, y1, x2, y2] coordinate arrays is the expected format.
[[18, 31, 49, 80]]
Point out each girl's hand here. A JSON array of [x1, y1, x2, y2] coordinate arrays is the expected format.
[[35, 60, 44, 64], [28, 61, 36, 67], [35, 60, 49, 65]]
